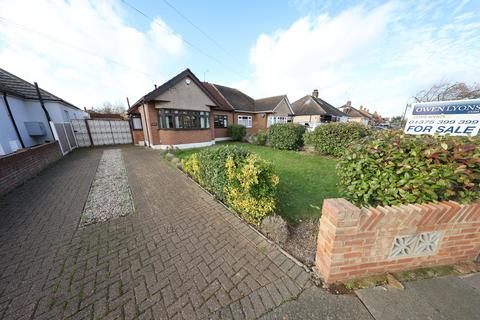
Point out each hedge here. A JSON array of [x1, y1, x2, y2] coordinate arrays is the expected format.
[[182, 146, 279, 224], [268, 123, 306, 150], [248, 130, 268, 145], [337, 131, 480, 207], [228, 124, 246, 141], [304, 122, 371, 157]]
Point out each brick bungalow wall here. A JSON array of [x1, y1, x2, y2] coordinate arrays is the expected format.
[[132, 130, 144, 145], [0, 142, 62, 196], [316, 198, 480, 283], [213, 110, 233, 138]]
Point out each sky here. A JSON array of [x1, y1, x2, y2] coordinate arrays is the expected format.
[[0, 0, 479, 116]]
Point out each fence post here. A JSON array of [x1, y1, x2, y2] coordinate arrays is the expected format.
[[85, 119, 94, 146]]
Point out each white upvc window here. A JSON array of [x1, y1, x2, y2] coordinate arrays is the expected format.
[[267, 116, 288, 127], [238, 115, 252, 128]]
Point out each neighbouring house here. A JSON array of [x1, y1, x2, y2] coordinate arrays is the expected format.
[[338, 101, 371, 125], [86, 110, 127, 120], [339, 101, 384, 126], [292, 89, 349, 129], [0, 67, 86, 156], [127, 69, 294, 149], [203, 83, 294, 136]]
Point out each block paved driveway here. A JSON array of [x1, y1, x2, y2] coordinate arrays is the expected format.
[[0, 146, 311, 320]]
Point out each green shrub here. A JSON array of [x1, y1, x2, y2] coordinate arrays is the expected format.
[[337, 131, 480, 207], [228, 124, 246, 141], [304, 122, 372, 157], [249, 130, 268, 145], [182, 146, 279, 224], [182, 146, 249, 201], [268, 123, 306, 150]]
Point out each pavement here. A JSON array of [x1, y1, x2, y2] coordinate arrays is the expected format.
[[355, 273, 480, 320], [0, 145, 478, 320]]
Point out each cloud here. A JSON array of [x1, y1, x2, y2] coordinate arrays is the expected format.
[[248, 1, 480, 116], [0, 0, 183, 109]]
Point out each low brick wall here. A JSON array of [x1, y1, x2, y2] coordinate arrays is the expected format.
[[0, 142, 62, 196], [316, 198, 480, 283]]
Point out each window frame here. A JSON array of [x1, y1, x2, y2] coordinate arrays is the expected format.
[[267, 115, 289, 127], [158, 109, 211, 130], [237, 115, 252, 128], [130, 115, 143, 130], [214, 114, 229, 128]]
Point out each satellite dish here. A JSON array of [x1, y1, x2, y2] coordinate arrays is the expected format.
[[185, 78, 191, 85]]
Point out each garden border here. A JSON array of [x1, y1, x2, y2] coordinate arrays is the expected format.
[[166, 153, 312, 273]]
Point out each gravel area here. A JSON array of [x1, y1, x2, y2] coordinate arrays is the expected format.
[[80, 149, 134, 226], [283, 219, 319, 267]]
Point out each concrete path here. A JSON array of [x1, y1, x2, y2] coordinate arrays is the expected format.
[[356, 273, 480, 320]]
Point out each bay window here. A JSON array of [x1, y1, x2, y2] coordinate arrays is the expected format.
[[159, 109, 210, 129], [237, 115, 252, 128]]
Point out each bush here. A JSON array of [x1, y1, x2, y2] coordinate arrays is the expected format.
[[228, 124, 246, 141], [268, 123, 306, 150], [182, 146, 249, 201], [182, 146, 279, 224], [304, 122, 372, 157], [337, 131, 480, 207], [248, 130, 268, 145]]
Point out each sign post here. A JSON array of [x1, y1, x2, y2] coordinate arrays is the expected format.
[[404, 99, 480, 136]]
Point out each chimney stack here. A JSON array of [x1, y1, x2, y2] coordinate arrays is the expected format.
[[346, 101, 352, 107], [312, 89, 319, 98]]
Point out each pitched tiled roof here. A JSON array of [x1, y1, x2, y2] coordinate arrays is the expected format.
[[129, 69, 219, 113], [0, 67, 79, 109], [356, 108, 373, 118], [212, 84, 255, 112], [254, 95, 285, 112], [210, 84, 288, 113], [292, 95, 348, 117], [339, 105, 366, 118], [202, 82, 234, 111]]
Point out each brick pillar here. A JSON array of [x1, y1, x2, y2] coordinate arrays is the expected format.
[[315, 198, 362, 283]]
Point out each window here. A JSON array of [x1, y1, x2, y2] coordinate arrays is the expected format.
[[214, 115, 228, 128], [267, 116, 289, 127], [131, 115, 143, 130], [159, 109, 210, 130], [237, 115, 252, 128]]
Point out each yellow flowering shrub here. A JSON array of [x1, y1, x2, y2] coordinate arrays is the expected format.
[[181, 146, 279, 224], [224, 154, 279, 225]]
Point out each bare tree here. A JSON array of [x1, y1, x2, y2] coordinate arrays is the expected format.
[[92, 101, 126, 114], [413, 82, 480, 102]]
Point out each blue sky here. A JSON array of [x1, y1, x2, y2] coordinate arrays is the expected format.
[[0, 0, 479, 116]]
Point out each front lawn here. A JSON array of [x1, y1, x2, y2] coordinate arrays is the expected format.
[[174, 142, 339, 223]]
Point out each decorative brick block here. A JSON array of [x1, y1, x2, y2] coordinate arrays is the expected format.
[[316, 198, 480, 283]]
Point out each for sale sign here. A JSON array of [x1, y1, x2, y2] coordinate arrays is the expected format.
[[404, 99, 480, 136]]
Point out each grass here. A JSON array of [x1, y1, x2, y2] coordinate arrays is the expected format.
[[174, 142, 340, 223]]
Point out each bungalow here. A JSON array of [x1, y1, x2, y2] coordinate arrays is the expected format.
[[128, 69, 294, 149], [338, 101, 371, 125], [0, 67, 86, 156], [127, 69, 219, 149], [292, 89, 349, 129], [203, 83, 294, 136]]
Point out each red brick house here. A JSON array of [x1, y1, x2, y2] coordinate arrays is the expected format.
[[127, 69, 294, 149], [203, 83, 294, 136]]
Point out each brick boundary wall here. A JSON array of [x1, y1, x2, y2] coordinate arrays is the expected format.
[[315, 198, 480, 283], [0, 142, 62, 196]]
